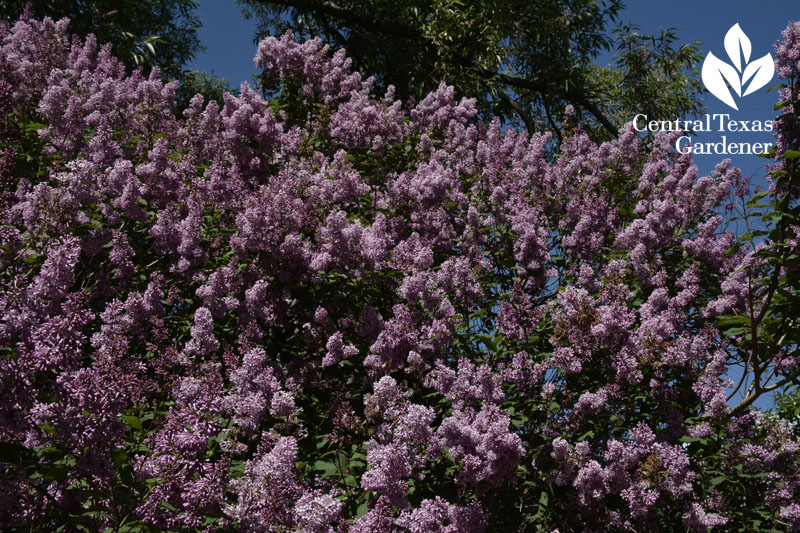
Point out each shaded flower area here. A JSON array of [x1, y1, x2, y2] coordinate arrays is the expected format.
[[1, 12, 799, 532]]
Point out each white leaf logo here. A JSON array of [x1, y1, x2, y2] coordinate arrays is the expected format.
[[724, 23, 750, 72], [703, 52, 741, 109], [742, 54, 774, 96], [702, 23, 775, 110]]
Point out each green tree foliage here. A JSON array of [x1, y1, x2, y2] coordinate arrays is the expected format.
[[1, 0, 202, 80], [239, 0, 704, 140], [176, 69, 232, 108], [0, 1, 237, 111]]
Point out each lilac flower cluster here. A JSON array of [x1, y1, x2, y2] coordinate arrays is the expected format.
[[1, 12, 799, 531]]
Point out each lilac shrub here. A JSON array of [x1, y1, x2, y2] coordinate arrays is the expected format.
[[1, 12, 799, 532]]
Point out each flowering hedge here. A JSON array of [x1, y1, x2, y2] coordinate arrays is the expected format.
[[1, 13, 799, 532]]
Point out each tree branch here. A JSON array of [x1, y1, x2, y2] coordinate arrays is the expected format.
[[485, 71, 619, 136], [570, 92, 620, 137], [731, 356, 800, 416], [497, 91, 535, 133], [726, 348, 753, 402]]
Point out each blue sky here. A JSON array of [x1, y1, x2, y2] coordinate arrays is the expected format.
[[185, 3, 259, 91], [187, 1, 796, 408]]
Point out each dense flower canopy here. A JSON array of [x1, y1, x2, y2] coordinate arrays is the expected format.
[[1, 12, 799, 532]]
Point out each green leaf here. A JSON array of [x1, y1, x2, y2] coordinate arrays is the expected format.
[[356, 502, 370, 518], [716, 315, 749, 327], [160, 501, 179, 512], [313, 460, 337, 478], [23, 122, 46, 132], [746, 191, 769, 205], [709, 475, 726, 488]]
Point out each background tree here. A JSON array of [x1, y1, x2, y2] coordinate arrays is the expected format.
[[1, 0, 203, 80], [0, 1, 237, 110], [238, 0, 704, 140]]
